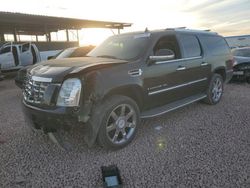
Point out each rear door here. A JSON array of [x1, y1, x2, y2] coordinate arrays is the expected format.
[[176, 33, 210, 96], [0, 45, 16, 70], [20, 43, 33, 66]]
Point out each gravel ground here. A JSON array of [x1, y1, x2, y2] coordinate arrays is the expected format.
[[0, 79, 250, 188]]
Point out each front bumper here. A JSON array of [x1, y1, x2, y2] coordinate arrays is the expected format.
[[226, 69, 233, 83], [23, 100, 81, 132]]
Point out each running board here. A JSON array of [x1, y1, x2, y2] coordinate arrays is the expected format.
[[141, 94, 207, 119]]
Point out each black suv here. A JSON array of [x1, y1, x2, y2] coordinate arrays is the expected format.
[[22, 28, 233, 150]]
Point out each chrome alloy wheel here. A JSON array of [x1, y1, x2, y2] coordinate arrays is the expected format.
[[212, 77, 223, 102], [106, 104, 137, 145]]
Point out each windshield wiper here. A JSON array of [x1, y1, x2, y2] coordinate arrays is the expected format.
[[96, 55, 121, 60]]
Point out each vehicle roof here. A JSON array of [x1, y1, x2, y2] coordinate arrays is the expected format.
[[225, 34, 250, 39], [118, 28, 218, 37]]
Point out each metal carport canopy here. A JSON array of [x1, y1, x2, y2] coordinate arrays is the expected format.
[[0, 12, 132, 35]]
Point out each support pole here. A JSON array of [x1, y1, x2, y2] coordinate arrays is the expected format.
[[0, 33, 5, 42], [77, 29, 80, 46], [36, 35, 38, 42], [13, 28, 18, 42], [45, 25, 51, 42], [45, 32, 51, 42], [66, 29, 69, 42], [76, 30, 79, 42], [48, 32, 51, 42]]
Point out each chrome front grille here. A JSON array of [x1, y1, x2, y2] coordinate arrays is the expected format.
[[23, 74, 51, 104]]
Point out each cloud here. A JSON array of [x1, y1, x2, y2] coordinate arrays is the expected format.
[[182, 0, 227, 12], [185, 0, 250, 36]]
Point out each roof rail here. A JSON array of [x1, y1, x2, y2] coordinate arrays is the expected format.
[[166, 27, 186, 30]]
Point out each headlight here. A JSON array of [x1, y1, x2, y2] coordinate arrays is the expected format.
[[57, 78, 82, 107]]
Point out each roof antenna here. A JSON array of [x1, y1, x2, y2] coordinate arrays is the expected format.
[[145, 27, 149, 32]]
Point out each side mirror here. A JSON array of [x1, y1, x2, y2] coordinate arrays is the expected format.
[[148, 49, 175, 65]]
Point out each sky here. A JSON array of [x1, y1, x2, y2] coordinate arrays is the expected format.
[[1, 0, 250, 45]]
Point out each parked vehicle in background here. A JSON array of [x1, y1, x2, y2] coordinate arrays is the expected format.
[[0, 70, 4, 81], [15, 45, 95, 88], [0, 42, 41, 72], [48, 45, 95, 60], [231, 47, 250, 83], [22, 28, 233, 150], [225, 35, 250, 49]]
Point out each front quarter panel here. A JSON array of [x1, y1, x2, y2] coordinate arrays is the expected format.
[[83, 62, 144, 103]]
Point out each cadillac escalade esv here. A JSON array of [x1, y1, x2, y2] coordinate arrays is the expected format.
[[22, 28, 233, 150]]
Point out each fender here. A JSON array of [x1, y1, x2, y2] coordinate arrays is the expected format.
[[80, 66, 144, 147]]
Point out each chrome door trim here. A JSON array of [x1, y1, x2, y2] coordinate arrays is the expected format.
[[148, 77, 207, 96], [155, 56, 202, 65], [176, 66, 186, 71]]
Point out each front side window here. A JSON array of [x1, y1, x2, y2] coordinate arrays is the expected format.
[[153, 35, 181, 59], [88, 34, 150, 60], [0, 46, 11, 54], [179, 34, 201, 58]]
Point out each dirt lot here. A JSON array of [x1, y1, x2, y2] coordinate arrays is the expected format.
[[0, 79, 249, 188]]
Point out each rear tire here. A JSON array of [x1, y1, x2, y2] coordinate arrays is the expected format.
[[97, 95, 140, 150], [203, 73, 224, 105]]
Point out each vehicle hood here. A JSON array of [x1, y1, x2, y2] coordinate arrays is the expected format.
[[234, 56, 250, 66], [29, 57, 128, 82]]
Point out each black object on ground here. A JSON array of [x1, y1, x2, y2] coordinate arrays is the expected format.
[[101, 165, 122, 188]]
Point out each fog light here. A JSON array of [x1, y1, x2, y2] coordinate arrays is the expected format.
[[101, 165, 122, 188]]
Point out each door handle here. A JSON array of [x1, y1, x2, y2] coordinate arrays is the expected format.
[[201, 62, 208, 66], [176, 66, 186, 71]]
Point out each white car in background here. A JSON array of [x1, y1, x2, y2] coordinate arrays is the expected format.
[[0, 42, 41, 72], [15, 45, 95, 88]]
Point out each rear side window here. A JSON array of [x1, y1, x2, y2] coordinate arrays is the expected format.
[[200, 36, 230, 55], [179, 34, 201, 58]]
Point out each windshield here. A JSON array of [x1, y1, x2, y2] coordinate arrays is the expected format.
[[232, 48, 250, 57], [88, 34, 150, 60]]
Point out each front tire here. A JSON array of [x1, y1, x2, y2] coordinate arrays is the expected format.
[[97, 95, 140, 150], [203, 73, 224, 105]]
